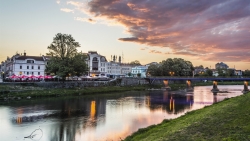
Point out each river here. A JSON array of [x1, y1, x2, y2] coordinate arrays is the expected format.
[[0, 85, 246, 141]]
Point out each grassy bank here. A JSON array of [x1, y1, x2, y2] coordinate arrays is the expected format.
[[125, 92, 250, 141], [0, 85, 148, 100]]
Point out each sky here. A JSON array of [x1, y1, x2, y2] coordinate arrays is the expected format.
[[1, 0, 250, 70]]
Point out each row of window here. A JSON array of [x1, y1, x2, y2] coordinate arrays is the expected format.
[[20, 66, 40, 69], [132, 70, 146, 73], [19, 71, 41, 75], [107, 67, 120, 69]]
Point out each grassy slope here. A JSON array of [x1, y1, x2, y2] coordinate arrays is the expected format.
[[0, 85, 148, 99], [125, 93, 250, 141]]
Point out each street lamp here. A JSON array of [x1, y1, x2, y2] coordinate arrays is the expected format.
[[1, 71, 4, 81], [169, 71, 175, 76]]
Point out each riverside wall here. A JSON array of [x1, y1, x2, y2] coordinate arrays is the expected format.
[[0, 78, 151, 88]]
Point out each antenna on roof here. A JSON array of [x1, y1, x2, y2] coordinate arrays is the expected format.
[[122, 51, 124, 63]]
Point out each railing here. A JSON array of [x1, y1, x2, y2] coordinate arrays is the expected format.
[[146, 76, 250, 78]]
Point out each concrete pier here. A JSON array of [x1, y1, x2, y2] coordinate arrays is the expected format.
[[186, 80, 193, 91], [162, 80, 171, 90], [211, 81, 219, 92], [242, 81, 249, 94]]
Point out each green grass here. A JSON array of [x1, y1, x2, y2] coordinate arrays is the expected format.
[[0, 85, 148, 100], [125, 92, 250, 141]]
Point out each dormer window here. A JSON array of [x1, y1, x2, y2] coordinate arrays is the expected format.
[[27, 60, 34, 63]]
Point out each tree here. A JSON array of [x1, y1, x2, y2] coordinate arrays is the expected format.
[[130, 60, 141, 66], [147, 64, 161, 76], [206, 69, 213, 76], [46, 33, 88, 80], [243, 70, 250, 76], [146, 58, 194, 76], [127, 72, 132, 77]]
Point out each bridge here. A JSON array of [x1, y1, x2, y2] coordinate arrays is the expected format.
[[145, 77, 250, 94]]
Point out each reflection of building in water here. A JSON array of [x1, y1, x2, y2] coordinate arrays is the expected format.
[[90, 101, 96, 119], [145, 96, 151, 107], [148, 91, 194, 114], [169, 96, 175, 112], [16, 108, 23, 124]]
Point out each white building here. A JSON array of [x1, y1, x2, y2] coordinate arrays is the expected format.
[[131, 66, 148, 78], [86, 51, 108, 77], [1, 52, 47, 76], [121, 64, 132, 76]]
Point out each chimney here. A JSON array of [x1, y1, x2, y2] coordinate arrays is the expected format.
[[24, 51, 26, 56]]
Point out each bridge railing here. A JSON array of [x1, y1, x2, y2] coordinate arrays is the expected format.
[[146, 76, 250, 79]]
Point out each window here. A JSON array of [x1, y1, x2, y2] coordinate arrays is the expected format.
[[32, 72, 34, 75], [27, 60, 34, 63], [38, 72, 40, 75], [38, 66, 40, 69], [27, 66, 29, 69], [32, 66, 34, 69], [20, 66, 22, 69], [27, 72, 29, 75]]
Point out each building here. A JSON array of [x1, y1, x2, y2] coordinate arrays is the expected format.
[[215, 62, 229, 69], [86, 51, 108, 77], [1, 52, 47, 77], [235, 70, 242, 76], [121, 64, 132, 76], [131, 66, 148, 78]]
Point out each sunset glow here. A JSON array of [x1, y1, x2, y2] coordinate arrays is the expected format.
[[1, 0, 250, 69]]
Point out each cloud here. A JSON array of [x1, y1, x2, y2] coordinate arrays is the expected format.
[[80, 0, 250, 62], [56, 1, 60, 4], [74, 17, 96, 24], [60, 8, 74, 13], [149, 50, 162, 54]]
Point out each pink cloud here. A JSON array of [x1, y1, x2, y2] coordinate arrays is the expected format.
[[149, 50, 162, 54], [67, 0, 250, 62]]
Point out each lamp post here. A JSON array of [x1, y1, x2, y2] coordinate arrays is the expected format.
[[1, 71, 4, 82], [169, 71, 175, 76]]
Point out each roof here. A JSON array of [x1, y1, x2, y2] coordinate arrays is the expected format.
[[15, 56, 45, 61]]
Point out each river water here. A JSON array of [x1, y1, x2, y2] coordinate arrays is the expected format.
[[0, 85, 247, 141]]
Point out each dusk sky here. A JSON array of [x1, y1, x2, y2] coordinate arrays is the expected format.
[[1, 0, 250, 70]]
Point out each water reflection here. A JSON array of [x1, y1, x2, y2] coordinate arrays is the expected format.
[[0, 85, 246, 141]]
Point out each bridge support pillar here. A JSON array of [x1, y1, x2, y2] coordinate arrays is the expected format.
[[242, 81, 249, 94], [162, 80, 171, 90], [211, 81, 219, 92], [186, 80, 193, 91]]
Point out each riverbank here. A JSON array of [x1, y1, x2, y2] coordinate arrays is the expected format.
[[0, 85, 150, 101], [125, 92, 250, 141], [0, 81, 248, 101]]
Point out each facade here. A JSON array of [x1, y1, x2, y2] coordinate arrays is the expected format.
[[1, 52, 47, 77], [121, 64, 132, 76], [86, 51, 108, 77], [131, 66, 148, 78], [215, 62, 229, 69], [235, 70, 242, 76]]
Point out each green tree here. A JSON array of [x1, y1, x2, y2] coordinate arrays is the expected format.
[[146, 58, 194, 76], [127, 72, 132, 77], [147, 64, 161, 76], [243, 70, 250, 76], [130, 60, 141, 66], [46, 33, 88, 80], [206, 69, 213, 76], [226, 69, 235, 76]]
